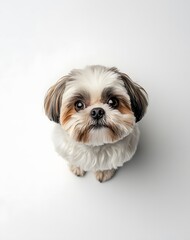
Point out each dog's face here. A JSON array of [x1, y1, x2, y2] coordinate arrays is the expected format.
[[44, 65, 148, 146]]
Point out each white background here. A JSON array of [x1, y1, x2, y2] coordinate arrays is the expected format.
[[0, 0, 190, 239]]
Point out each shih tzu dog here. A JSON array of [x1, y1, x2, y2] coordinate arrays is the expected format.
[[44, 65, 148, 182]]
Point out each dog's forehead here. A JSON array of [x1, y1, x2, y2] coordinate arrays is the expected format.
[[69, 66, 124, 99]]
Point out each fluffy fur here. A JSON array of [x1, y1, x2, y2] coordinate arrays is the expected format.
[[44, 65, 148, 182]]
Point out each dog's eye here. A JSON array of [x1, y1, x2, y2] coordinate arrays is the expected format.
[[75, 100, 85, 112], [107, 97, 119, 109]]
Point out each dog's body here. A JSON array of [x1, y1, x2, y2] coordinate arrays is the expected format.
[[44, 65, 148, 182]]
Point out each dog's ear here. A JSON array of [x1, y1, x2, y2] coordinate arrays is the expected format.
[[120, 72, 148, 122], [44, 76, 68, 123]]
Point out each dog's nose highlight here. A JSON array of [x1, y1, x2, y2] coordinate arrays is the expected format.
[[90, 108, 105, 120]]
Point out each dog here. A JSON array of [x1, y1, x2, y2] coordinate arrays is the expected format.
[[44, 65, 148, 182]]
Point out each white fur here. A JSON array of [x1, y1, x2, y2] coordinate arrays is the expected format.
[[60, 66, 135, 146], [63, 66, 129, 104], [52, 123, 140, 171], [62, 102, 135, 146], [45, 65, 147, 174]]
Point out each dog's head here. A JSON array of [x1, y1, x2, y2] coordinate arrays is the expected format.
[[44, 65, 148, 146]]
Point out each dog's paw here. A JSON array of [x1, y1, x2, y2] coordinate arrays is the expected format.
[[95, 169, 116, 183], [70, 165, 86, 177]]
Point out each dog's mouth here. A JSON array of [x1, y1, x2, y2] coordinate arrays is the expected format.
[[89, 122, 109, 130], [88, 121, 118, 137]]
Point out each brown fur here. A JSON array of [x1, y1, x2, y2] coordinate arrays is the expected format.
[[44, 76, 69, 123], [116, 96, 132, 114], [118, 72, 148, 122], [60, 106, 76, 125], [76, 126, 90, 143], [108, 125, 120, 142]]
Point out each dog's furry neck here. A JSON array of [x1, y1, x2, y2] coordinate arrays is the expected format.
[[52, 124, 140, 171]]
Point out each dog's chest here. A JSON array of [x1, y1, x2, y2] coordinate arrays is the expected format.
[[52, 124, 139, 171]]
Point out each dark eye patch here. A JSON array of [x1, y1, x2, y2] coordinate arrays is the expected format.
[[101, 87, 116, 103], [101, 87, 131, 112], [66, 91, 90, 109]]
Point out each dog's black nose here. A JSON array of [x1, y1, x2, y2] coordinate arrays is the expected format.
[[90, 108, 105, 120]]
